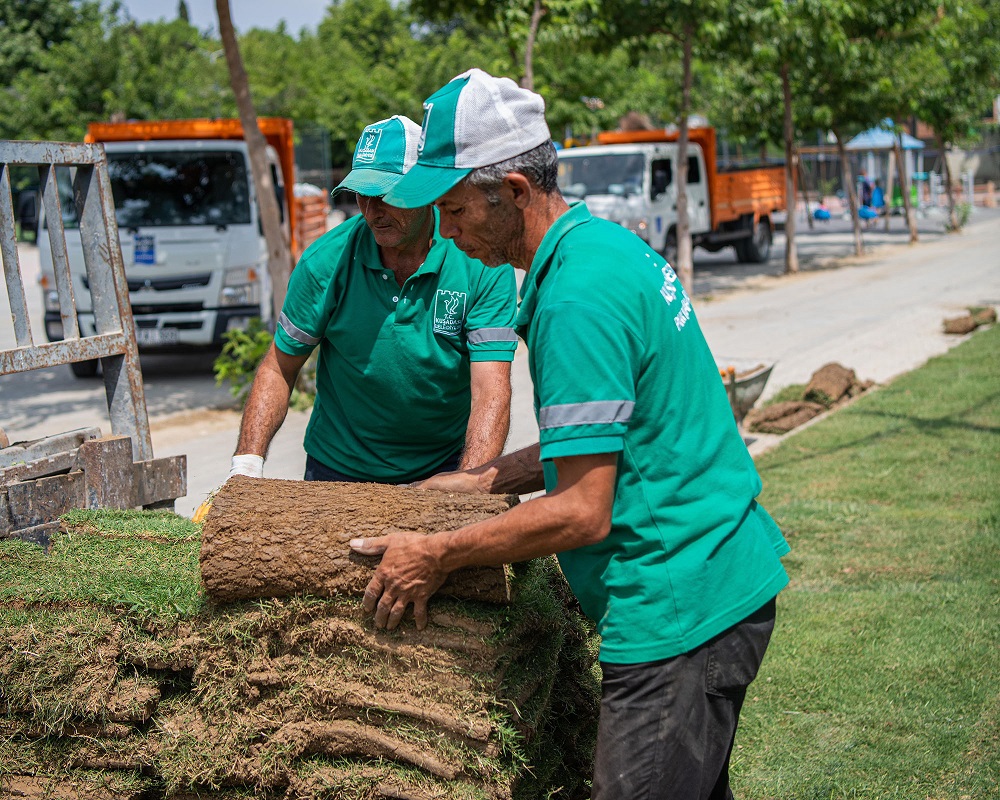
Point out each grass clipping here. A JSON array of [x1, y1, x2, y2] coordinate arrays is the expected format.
[[0, 494, 600, 799]]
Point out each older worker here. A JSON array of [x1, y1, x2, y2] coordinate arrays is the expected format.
[[228, 114, 518, 485], [351, 73, 790, 800]]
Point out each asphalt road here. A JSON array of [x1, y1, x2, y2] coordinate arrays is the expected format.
[[2, 204, 998, 518]]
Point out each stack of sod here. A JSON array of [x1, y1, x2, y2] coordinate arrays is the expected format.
[[0, 495, 600, 799]]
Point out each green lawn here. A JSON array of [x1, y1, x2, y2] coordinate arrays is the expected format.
[[733, 325, 1000, 799]]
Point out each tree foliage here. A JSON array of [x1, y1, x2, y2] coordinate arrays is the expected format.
[[0, 0, 994, 194]]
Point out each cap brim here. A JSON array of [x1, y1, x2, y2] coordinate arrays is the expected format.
[[334, 168, 404, 197], [382, 163, 472, 208]]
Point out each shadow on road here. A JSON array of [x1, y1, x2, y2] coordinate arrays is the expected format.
[[0, 349, 236, 444], [692, 207, 962, 298]]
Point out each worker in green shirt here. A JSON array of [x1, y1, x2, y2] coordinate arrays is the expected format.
[[350, 72, 790, 799], [228, 115, 518, 486]]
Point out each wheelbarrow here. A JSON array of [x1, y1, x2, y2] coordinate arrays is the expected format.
[[716, 358, 775, 427]]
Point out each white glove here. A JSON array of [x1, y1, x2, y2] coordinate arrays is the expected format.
[[229, 454, 265, 479]]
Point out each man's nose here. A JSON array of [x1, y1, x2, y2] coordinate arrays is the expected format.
[[437, 215, 459, 239]]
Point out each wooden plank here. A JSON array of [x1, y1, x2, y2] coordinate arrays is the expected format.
[[6, 472, 84, 529], [0, 427, 101, 469], [132, 455, 187, 508], [0, 451, 79, 484], [77, 436, 134, 511]]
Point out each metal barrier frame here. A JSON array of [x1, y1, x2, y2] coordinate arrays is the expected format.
[[0, 140, 152, 462]]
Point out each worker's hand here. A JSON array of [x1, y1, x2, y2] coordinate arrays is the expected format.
[[409, 469, 485, 494], [192, 455, 265, 522], [228, 454, 264, 479], [349, 531, 448, 631]]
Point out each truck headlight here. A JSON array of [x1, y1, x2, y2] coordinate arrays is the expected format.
[[220, 267, 261, 307], [622, 217, 650, 241]]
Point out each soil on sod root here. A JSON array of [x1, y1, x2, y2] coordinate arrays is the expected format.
[[200, 478, 518, 604], [1, 489, 600, 800]]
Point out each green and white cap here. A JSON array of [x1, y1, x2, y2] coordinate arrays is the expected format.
[[384, 69, 551, 208], [334, 115, 421, 197]]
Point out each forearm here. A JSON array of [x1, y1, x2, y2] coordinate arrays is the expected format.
[[475, 443, 544, 494], [460, 361, 512, 469], [434, 490, 599, 569], [234, 347, 301, 457], [460, 394, 510, 469], [433, 454, 615, 568]]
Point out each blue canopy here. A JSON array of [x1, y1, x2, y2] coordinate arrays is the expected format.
[[846, 125, 925, 151]]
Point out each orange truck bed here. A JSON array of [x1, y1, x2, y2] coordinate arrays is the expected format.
[[85, 117, 323, 259], [713, 165, 785, 227]]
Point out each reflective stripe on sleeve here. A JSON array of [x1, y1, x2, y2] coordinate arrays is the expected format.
[[278, 312, 321, 346], [538, 400, 635, 430], [467, 327, 518, 344]]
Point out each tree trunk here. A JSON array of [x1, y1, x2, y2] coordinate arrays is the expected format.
[[834, 129, 863, 256], [797, 155, 813, 231], [215, 0, 293, 317], [521, 0, 545, 91], [884, 145, 895, 232], [893, 137, 918, 242], [781, 63, 798, 274], [938, 136, 959, 231], [674, 29, 695, 297]]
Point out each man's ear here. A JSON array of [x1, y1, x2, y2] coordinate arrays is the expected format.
[[504, 172, 533, 209]]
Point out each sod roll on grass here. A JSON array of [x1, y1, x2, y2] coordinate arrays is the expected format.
[[0, 483, 600, 800]]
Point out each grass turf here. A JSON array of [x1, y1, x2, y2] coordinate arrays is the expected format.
[[733, 325, 999, 799]]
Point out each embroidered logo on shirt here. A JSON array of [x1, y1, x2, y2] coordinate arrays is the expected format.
[[433, 289, 467, 336], [356, 127, 382, 164]]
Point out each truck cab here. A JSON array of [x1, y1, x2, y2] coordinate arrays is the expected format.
[[557, 142, 710, 256], [38, 132, 289, 376]]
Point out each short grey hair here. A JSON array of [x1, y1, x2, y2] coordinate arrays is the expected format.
[[466, 140, 559, 205]]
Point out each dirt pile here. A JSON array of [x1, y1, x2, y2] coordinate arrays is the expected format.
[[746, 362, 874, 434], [0, 490, 600, 800], [943, 305, 997, 335]]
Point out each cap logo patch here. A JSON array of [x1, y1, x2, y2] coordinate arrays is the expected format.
[[418, 102, 434, 155], [356, 127, 382, 164]]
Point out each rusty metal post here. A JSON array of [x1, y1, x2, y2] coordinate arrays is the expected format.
[[0, 140, 153, 462]]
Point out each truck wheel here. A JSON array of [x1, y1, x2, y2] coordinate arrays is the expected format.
[[736, 219, 772, 263], [70, 359, 100, 378], [660, 231, 678, 266]]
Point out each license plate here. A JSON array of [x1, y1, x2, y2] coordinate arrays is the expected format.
[[134, 234, 156, 265], [134, 327, 178, 346]]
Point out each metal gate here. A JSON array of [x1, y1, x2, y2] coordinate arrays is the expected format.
[[1, 140, 186, 543]]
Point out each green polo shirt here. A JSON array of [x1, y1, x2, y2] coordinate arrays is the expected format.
[[516, 202, 789, 664], [275, 213, 517, 482]]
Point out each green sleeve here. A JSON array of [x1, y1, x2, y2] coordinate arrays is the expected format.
[[273, 251, 328, 357], [465, 264, 518, 363], [532, 300, 643, 460]]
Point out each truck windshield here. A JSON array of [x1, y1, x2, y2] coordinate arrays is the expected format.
[[108, 150, 252, 228], [558, 153, 645, 197]]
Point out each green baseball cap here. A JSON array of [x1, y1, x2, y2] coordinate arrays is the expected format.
[[334, 115, 421, 197], [383, 69, 552, 208]]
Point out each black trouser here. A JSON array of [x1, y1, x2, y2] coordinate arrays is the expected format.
[[303, 452, 462, 484], [591, 598, 777, 800]]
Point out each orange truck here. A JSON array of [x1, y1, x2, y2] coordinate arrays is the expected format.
[[557, 126, 785, 263], [38, 118, 328, 375]]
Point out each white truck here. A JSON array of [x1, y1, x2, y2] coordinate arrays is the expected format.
[[557, 127, 785, 263], [37, 118, 313, 377]]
